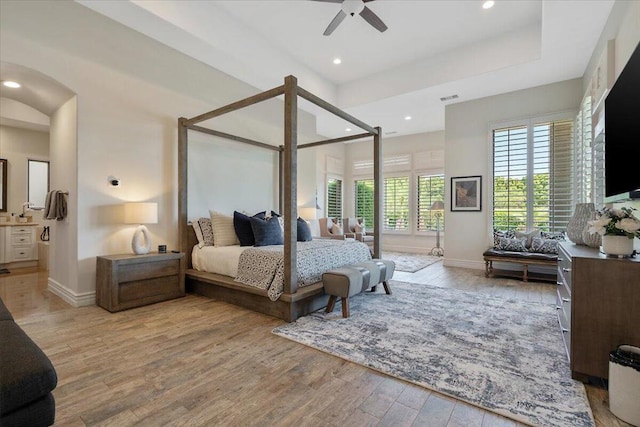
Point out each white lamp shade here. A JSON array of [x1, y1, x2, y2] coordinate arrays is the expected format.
[[299, 207, 317, 220], [124, 202, 158, 224]]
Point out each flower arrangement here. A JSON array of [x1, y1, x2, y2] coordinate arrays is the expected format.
[[588, 207, 640, 239]]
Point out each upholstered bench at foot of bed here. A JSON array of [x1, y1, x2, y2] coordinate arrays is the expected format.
[[322, 259, 395, 318]]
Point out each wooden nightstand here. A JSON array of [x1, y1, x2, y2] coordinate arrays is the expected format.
[[96, 252, 185, 312]]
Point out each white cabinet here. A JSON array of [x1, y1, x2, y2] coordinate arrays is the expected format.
[[0, 225, 38, 264]]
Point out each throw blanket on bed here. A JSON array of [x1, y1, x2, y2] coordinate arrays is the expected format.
[[235, 239, 372, 301]]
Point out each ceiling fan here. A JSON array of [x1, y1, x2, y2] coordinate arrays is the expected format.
[[312, 0, 388, 36]]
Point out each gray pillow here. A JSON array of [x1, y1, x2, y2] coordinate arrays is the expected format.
[[249, 216, 284, 246], [297, 217, 312, 242], [496, 237, 528, 252]]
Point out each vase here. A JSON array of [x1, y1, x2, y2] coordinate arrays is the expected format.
[[566, 203, 595, 245], [581, 211, 602, 248], [602, 235, 634, 257]]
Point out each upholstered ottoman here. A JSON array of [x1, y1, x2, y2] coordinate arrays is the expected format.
[[322, 266, 371, 318], [369, 259, 395, 294]]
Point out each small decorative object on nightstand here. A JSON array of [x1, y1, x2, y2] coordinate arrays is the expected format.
[[96, 251, 185, 312], [123, 202, 158, 255]]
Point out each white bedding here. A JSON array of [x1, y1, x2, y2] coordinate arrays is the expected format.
[[191, 245, 249, 277]]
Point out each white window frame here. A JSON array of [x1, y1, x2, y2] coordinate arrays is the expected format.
[[415, 171, 445, 235], [383, 173, 411, 235], [326, 174, 343, 219]]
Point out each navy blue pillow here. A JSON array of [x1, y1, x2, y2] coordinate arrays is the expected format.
[[249, 216, 284, 246], [297, 217, 312, 242], [234, 211, 268, 246]]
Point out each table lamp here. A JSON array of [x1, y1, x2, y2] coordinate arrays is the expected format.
[[429, 200, 444, 256], [124, 202, 158, 255]]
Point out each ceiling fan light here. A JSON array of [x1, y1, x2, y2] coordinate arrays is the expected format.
[[333, 58, 342, 65], [483, 1, 495, 9], [342, 0, 364, 16]]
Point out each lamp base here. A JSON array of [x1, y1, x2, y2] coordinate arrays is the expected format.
[[132, 225, 152, 255], [430, 247, 444, 257]]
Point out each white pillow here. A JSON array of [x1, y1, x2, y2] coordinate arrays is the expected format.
[[331, 223, 343, 235], [354, 223, 365, 235], [307, 219, 321, 238], [192, 222, 205, 248], [209, 210, 240, 247]]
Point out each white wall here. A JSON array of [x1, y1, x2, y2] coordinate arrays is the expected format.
[[1, 1, 322, 304], [0, 125, 49, 217], [344, 131, 445, 253], [444, 79, 583, 269]]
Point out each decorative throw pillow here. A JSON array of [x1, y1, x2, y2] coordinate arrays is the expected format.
[[192, 217, 214, 248], [493, 229, 515, 247], [530, 237, 559, 254], [330, 223, 343, 235], [541, 231, 566, 241], [249, 216, 284, 246], [354, 223, 365, 235], [210, 211, 240, 247], [297, 217, 313, 242], [234, 211, 260, 246], [515, 229, 541, 249], [495, 237, 528, 252]]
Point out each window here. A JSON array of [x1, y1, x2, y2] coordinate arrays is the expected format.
[[28, 159, 50, 210], [326, 177, 342, 219], [355, 179, 374, 231], [417, 174, 445, 231], [492, 118, 574, 233], [384, 176, 409, 231]]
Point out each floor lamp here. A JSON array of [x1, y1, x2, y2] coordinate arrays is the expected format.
[[429, 200, 444, 256]]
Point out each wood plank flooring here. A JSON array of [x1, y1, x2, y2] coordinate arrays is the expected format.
[[0, 262, 631, 426]]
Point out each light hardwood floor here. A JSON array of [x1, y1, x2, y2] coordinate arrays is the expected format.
[[0, 263, 630, 427]]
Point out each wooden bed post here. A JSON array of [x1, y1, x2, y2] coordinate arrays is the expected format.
[[373, 126, 382, 259], [278, 147, 284, 215], [178, 117, 189, 260], [284, 75, 298, 295]]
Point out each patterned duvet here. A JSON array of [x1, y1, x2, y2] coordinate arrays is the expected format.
[[235, 239, 372, 300]]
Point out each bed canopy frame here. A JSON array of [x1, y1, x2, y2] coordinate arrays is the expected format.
[[178, 75, 382, 321]]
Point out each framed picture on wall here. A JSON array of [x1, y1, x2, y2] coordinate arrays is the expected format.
[[451, 176, 482, 211]]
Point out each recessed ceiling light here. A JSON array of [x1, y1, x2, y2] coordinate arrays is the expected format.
[[333, 58, 342, 65], [482, 1, 495, 9], [2, 81, 21, 88], [345, 128, 352, 132], [404, 116, 412, 121]]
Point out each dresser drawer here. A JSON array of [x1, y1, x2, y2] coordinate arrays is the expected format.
[[11, 226, 33, 235], [11, 234, 33, 245], [118, 259, 180, 283], [557, 248, 572, 291], [556, 282, 571, 325], [557, 307, 571, 361], [11, 245, 35, 261]]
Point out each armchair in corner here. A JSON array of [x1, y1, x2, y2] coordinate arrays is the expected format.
[[318, 218, 353, 240], [342, 217, 374, 251]]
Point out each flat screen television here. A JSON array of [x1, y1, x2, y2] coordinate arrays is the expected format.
[[604, 41, 640, 202]]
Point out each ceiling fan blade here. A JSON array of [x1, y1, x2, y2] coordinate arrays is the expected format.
[[323, 9, 347, 36], [359, 5, 388, 33]]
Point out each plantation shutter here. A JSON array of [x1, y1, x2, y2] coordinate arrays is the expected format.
[[326, 178, 342, 219], [384, 176, 409, 231], [493, 125, 528, 230], [417, 174, 445, 231], [354, 179, 374, 231], [547, 120, 574, 232]]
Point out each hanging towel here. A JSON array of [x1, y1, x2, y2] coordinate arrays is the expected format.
[[44, 190, 67, 220], [55, 191, 67, 220], [44, 190, 56, 220]]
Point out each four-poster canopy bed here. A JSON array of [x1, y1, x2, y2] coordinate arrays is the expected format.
[[178, 75, 383, 321]]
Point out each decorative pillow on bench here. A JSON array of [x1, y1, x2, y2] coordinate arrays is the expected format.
[[495, 237, 528, 252], [530, 237, 559, 254]]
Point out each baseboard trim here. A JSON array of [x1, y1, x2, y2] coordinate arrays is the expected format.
[[48, 278, 95, 307], [443, 258, 484, 270]]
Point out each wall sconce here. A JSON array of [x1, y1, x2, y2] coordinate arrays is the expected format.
[[123, 202, 157, 254]]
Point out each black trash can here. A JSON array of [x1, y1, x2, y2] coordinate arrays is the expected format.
[[609, 345, 640, 426]]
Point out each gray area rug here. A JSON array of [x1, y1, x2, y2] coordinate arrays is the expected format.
[[273, 281, 594, 426], [382, 251, 442, 272]]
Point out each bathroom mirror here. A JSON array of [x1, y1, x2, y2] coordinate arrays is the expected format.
[[28, 159, 49, 210], [0, 158, 7, 212]]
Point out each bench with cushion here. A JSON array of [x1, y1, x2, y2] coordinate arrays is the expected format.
[[483, 229, 564, 283], [0, 298, 57, 427], [323, 259, 394, 318]]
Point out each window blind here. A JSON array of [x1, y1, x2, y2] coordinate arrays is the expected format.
[[354, 179, 374, 231], [417, 174, 445, 232], [384, 176, 409, 231], [493, 119, 574, 233], [326, 178, 342, 219]]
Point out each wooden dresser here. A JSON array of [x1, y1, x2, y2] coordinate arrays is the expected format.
[[556, 241, 640, 381], [96, 252, 185, 312]]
